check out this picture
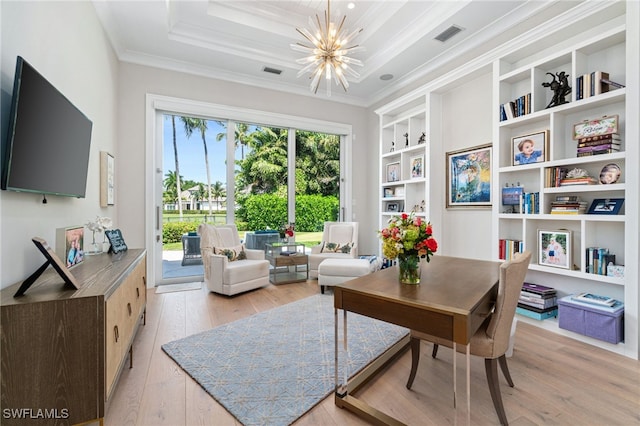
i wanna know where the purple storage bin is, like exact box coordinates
[558,296,624,344]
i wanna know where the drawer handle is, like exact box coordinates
[127,303,132,316]
[114,325,119,343]
[136,287,140,298]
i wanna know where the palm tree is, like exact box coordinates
[217,121,251,160]
[181,117,213,215]
[211,181,226,211]
[163,170,181,209]
[169,115,183,218]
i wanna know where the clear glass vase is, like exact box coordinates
[86,230,102,255]
[398,254,421,284]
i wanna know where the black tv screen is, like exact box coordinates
[1,56,92,198]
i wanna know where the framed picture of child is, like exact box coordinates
[538,229,572,269]
[512,130,549,166]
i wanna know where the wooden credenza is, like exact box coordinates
[0,249,147,425]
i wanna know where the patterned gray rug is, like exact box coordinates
[162,294,408,426]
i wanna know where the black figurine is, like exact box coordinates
[403,132,409,147]
[417,132,426,144]
[542,71,572,108]
[390,141,395,152]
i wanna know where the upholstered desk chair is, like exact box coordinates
[198,223,269,296]
[308,221,359,279]
[406,251,531,426]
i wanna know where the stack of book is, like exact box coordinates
[519,191,539,214]
[559,175,598,186]
[585,247,615,275]
[545,166,567,188]
[500,93,531,121]
[576,71,625,100]
[576,134,621,157]
[498,238,523,261]
[550,195,587,214]
[516,283,558,320]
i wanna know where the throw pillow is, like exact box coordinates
[321,242,353,254]
[214,244,246,262]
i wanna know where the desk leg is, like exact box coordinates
[334,308,348,397]
[466,344,471,425]
[453,342,457,408]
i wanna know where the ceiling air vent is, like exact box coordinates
[434,25,463,42]
[263,66,282,75]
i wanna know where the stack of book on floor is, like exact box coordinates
[550,195,588,215]
[516,282,558,320]
[576,134,621,157]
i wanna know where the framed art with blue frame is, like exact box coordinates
[446,143,492,208]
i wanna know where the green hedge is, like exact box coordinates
[242,194,338,232]
[163,222,200,244]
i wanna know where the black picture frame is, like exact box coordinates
[587,198,624,215]
[105,229,128,254]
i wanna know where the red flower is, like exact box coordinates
[401,213,408,220]
[426,238,438,252]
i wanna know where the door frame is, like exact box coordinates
[145,94,353,287]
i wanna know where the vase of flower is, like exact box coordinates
[87,230,102,255]
[398,253,421,284]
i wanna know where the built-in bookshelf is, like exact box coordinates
[376,3,638,358]
[495,20,634,354]
[378,99,428,228]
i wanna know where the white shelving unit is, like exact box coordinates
[376,3,638,359]
[378,99,429,227]
[494,19,636,356]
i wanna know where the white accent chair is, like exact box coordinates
[198,223,269,296]
[308,221,359,279]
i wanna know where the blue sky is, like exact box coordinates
[162,116,232,186]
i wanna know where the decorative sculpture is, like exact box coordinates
[404,133,409,147]
[418,132,426,144]
[390,141,395,152]
[542,71,571,108]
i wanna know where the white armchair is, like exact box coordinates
[198,223,269,296]
[308,221,359,279]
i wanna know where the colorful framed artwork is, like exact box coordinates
[410,155,424,178]
[446,143,492,208]
[512,130,548,166]
[386,162,400,182]
[100,151,115,207]
[383,188,394,197]
[538,229,572,269]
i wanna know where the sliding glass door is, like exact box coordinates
[147,96,351,287]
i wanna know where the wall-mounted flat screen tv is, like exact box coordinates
[1,56,93,198]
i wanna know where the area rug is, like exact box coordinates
[162,294,408,426]
[155,281,202,294]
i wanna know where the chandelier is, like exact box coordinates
[291,0,364,96]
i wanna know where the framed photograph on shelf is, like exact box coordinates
[599,163,621,184]
[512,130,548,166]
[100,151,115,207]
[386,162,400,182]
[383,188,394,198]
[587,198,624,215]
[394,187,405,197]
[56,226,85,268]
[410,155,424,178]
[538,229,572,269]
[387,203,400,213]
[446,143,492,208]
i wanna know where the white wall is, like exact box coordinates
[439,72,494,259]
[0,1,119,288]
[116,63,377,263]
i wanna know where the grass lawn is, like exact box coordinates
[163,231,322,251]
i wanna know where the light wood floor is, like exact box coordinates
[104,280,640,426]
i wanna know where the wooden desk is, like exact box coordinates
[333,255,501,425]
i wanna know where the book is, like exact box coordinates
[559,177,598,185]
[521,282,556,296]
[601,78,625,89]
[561,295,624,313]
[577,134,621,144]
[577,149,620,157]
[576,144,620,153]
[516,306,558,320]
[572,292,616,307]
[519,294,557,309]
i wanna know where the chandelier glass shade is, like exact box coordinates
[291,0,363,96]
